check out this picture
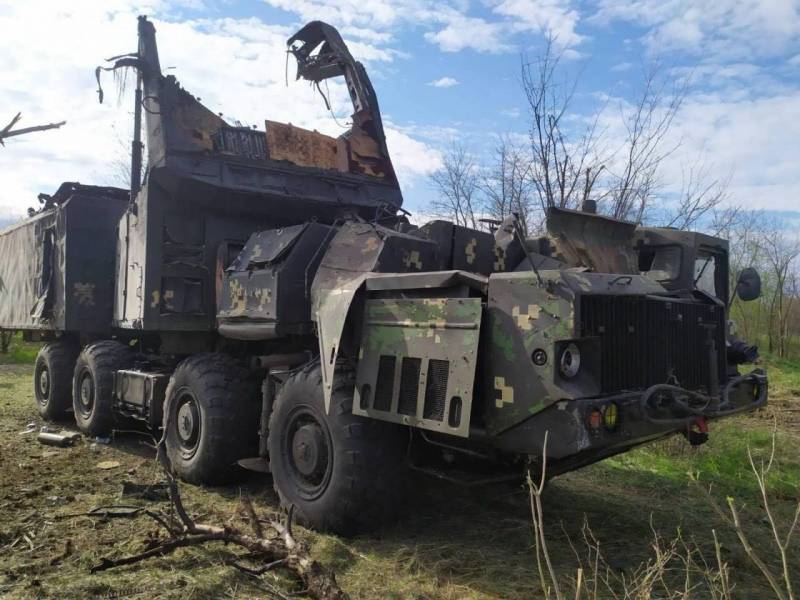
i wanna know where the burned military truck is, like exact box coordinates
[0,16,767,535]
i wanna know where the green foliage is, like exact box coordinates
[0,331,38,364]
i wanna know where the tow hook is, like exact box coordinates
[683,417,709,446]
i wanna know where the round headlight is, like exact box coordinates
[559,343,581,378]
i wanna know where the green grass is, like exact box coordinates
[0,356,798,598]
[0,332,39,365]
[764,352,800,393]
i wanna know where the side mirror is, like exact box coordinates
[735,267,761,302]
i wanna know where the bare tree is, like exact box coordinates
[606,64,687,222]
[663,161,733,232]
[521,36,605,213]
[760,230,800,357]
[0,112,65,145]
[429,144,481,229]
[480,137,537,233]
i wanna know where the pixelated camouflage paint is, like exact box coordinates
[484,269,665,435]
[311,222,439,411]
[353,297,482,437]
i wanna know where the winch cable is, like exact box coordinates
[639,371,767,426]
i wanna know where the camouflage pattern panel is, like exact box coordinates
[492,215,525,273]
[416,220,453,270]
[218,222,334,336]
[311,222,439,411]
[453,226,494,275]
[417,220,495,276]
[484,270,666,435]
[354,297,482,437]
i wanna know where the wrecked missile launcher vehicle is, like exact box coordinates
[0,16,766,535]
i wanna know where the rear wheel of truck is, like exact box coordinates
[72,340,134,436]
[164,353,259,485]
[268,362,408,536]
[34,339,79,420]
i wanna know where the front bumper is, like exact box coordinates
[493,369,768,475]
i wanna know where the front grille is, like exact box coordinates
[580,295,725,394]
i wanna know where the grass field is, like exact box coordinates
[0,335,798,599]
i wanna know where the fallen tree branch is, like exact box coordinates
[88,418,347,599]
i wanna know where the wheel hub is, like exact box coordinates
[78,372,94,413]
[38,368,50,399]
[291,423,327,478]
[176,395,200,451]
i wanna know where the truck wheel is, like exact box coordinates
[164,353,259,485]
[268,362,408,536]
[72,341,134,436]
[34,339,79,420]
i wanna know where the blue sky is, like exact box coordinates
[0,0,798,225]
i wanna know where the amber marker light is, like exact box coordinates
[603,403,619,430]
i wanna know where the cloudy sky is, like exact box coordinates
[0,0,798,224]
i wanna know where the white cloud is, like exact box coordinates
[0,1,441,216]
[428,76,459,88]
[492,0,583,48]
[611,61,632,72]
[424,13,511,53]
[385,125,444,181]
[594,88,800,213]
[593,0,800,61]
[261,0,584,55]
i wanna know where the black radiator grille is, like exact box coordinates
[423,359,450,421]
[398,357,421,416]
[373,355,396,411]
[580,295,726,394]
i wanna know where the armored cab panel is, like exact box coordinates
[417,220,495,275]
[0,184,128,333]
[217,222,334,339]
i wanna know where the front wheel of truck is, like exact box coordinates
[164,353,259,485]
[268,362,408,536]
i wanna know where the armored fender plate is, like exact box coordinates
[353,297,482,437]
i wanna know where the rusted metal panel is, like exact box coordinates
[265,121,339,171]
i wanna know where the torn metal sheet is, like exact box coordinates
[546,207,638,274]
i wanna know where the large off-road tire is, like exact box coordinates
[34,339,79,420]
[72,340,134,436]
[268,362,408,536]
[164,353,260,485]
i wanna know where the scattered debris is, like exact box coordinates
[96,460,121,470]
[93,436,111,445]
[18,422,37,435]
[37,431,81,447]
[87,439,348,600]
[121,481,169,502]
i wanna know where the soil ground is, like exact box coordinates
[0,339,798,599]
